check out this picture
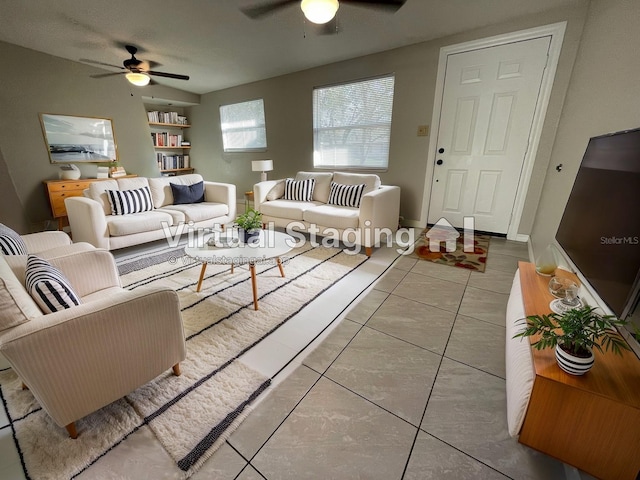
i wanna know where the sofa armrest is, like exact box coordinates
[65,196,110,249]
[253,180,279,210]
[204,181,237,221]
[47,248,121,297]
[359,186,401,245]
[0,287,186,427]
[22,231,72,253]
[505,269,535,437]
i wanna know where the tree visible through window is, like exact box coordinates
[313,75,395,170]
[219,99,267,152]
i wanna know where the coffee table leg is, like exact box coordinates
[277,257,285,277]
[196,263,207,292]
[249,262,258,310]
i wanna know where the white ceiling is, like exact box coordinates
[0,0,586,95]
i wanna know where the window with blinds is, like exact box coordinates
[219,99,267,152]
[312,75,395,170]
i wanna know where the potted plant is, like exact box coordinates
[234,208,263,243]
[513,305,630,375]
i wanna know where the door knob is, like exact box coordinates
[438,148,445,154]
[436,159,444,165]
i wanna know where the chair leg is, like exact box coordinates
[172,363,181,376]
[66,422,78,439]
[365,246,372,257]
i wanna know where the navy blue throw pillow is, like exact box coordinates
[170,181,205,205]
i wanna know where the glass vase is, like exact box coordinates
[535,244,559,276]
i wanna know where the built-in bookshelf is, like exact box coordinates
[147,110,194,175]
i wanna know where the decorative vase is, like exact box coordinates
[241,228,261,244]
[555,344,594,375]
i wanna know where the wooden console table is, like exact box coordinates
[518,261,640,480]
[43,176,136,230]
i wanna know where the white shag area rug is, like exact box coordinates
[0,242,368,479]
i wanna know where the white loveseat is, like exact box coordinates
[254,171,401,255]
[65,174,236,250]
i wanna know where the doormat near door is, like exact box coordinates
[414,228,490,272]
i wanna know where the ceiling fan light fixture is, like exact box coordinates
[125,72,151,86]
[301,0,339,24]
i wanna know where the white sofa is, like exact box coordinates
[65,174,236,250]
[0,235,185,438]
[254,171,401,255]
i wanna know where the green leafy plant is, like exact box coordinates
[514,305,630,357]
[234,208,263,232]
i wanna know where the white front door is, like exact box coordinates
[428,36,551,234]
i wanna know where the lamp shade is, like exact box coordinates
[301,0,339,24]
[252,160,273,172]
[125,72,151,86]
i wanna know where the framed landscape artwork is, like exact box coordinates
[39,113,118,163]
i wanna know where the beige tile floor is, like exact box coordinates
[0,235,593,480]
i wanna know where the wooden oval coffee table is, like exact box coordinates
[184,229,294,310]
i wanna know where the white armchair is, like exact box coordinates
[0,248,186,438]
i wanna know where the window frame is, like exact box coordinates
[219,98,268,153]
[312,74,396,172]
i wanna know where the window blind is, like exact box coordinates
[313,75,395,170]
[219,99,267,151]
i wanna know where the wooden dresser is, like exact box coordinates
[517,262,640,480]
[43,176,136,230]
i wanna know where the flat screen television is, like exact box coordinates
[555,127,640,325]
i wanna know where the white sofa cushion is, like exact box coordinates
[333,172,381,195]
[148,174,204,208]
[107,210,175,237]
[260,200,321,221]
[266,179,286,201]
[161,203,229,223]
[0,256,42,332]
[87,180,119,216]
[116,176,151,191]
[295,172,333,203]
[303,204,360,230]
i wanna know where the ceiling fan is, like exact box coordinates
[81,45,189,86]
[241,0,407,25]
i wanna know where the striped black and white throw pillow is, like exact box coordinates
[107,186,154,215]
[0,223,27,255]
[284,178,315,202]
[25,255,82,313]
[327,182,366,208]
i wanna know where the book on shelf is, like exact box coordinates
[109,166,127,178]
[147,111,189,125]
[157,153,190,171]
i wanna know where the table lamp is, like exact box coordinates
[252,160,273,182]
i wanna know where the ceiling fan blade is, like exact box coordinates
[147,70,190,81]
[90,71,127,78]
[80,58,125,70]
[240,0,299,19]
[340,0,406,11]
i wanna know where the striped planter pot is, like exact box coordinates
[555,344,594,375]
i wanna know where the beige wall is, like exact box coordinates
[189,5,588,229]
[0,41,195,231]
[530,0,640,256]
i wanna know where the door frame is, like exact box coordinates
[420,22,566,241]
